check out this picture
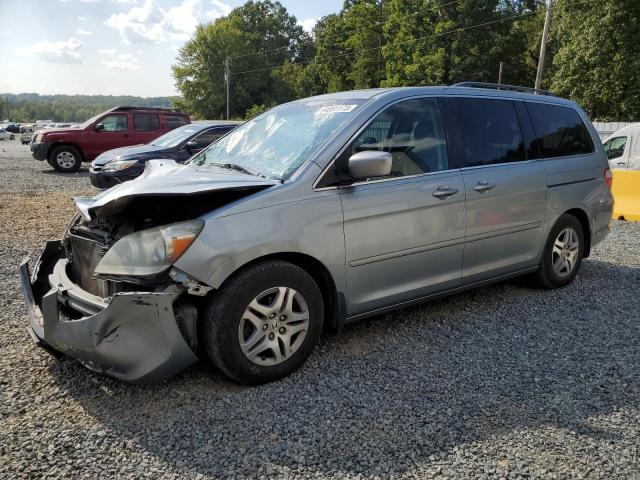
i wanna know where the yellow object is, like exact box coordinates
[612,170,640,221]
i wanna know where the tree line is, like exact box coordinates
[0,94,176,123]
[173,0,640,122]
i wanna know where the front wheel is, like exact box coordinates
[9,134,15,140]
[534,214,585,288]
[49,145,82,172]
[203,260,324,384]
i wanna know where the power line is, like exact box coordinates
[230,0,594,77]
[230,0,465,61]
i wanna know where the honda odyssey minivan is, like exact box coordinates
[21,83,614,384]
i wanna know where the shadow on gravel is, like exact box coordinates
[48,258,640,478]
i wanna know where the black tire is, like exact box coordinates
[9,135,15,140]
[49,145,82,173]
[204,260,324,384]
[534,214,585,289]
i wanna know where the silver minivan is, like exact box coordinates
[21,83,614,384]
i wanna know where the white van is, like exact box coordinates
[603,124,640,170]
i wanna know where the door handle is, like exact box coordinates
[432,185,459,199]
[473,181,496,193]
[617,162,627,166]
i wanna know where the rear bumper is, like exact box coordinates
[30,141,50,161]
[20,240,198,383]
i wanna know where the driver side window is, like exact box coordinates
[99,114,128,132]
[345,98,448,178]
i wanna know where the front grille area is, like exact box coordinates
[68,233,110,297]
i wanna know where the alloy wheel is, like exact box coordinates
[237,286,310,366]
[552,227,579,277]
[56,151,76,169]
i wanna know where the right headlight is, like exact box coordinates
[94,219,204,277]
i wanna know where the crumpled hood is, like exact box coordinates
[75,159,277,220]
[92,144,160,165]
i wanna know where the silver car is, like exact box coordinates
[21,83,614,384]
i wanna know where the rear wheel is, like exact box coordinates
[534,214,584,288]
[9,134,15,140]
[203,260,324,384]
[49,145,82,173]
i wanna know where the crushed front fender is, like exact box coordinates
[20,241,198,383]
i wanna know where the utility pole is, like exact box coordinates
[5,97,9,121]
[224,57,230,120]
[535,0,554,91]
[498,62,504,85]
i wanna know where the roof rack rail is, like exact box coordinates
[452,82,554,97]
[111,106,182,112]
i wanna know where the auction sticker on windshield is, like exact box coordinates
[317,105,359,114]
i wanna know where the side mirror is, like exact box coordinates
[95,123,105,131]
[185,140,198,150]
[348,150,392,180]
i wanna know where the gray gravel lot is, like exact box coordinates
[1,137,639,479]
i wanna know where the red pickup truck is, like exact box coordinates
[30,106,191,172]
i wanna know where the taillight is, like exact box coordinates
[604,168,613,189]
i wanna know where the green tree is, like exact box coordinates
[382,0,538,87]
[172,0,311,119]
[549,0,640,120]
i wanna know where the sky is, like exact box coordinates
[0,0,342,97]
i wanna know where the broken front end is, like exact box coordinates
[20,204,213,383]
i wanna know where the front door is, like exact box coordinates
[336,97,465,317]
[442,97,547,283]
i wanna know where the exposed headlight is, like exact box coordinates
[103,159,139,172]
[94,220,204,276]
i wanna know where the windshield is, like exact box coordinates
[191,99,366,179]
[78,112,105,129]
[150,124,201,148]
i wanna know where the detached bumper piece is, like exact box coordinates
[20,240,198,383]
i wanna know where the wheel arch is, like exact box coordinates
[213,252,344,333]
[563,207,591,258]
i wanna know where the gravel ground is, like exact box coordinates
[1,138,639,479]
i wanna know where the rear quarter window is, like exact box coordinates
[165,115,189,130]
[526,102,594,158]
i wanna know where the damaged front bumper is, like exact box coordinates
[20,240,198,383]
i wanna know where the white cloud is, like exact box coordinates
[297,18,317,33]
[101,52,141,71]
[77,16,87,21]
[104,0,231,44]
[17,37,83,64]
[76,28,93,36]
[98,48,117,55]
[1,31,11,37]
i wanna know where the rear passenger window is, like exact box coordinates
[134,114,160,132]
[527,103,594,158]
[166,115,189,130]
[445,98,525,167]
[348,97,449,177]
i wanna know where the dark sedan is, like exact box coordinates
[89,121,241,189]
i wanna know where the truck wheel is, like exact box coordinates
[533,214,584,289]
[50,146,82,173]
[204,260,324,384]
[9,134,15,140]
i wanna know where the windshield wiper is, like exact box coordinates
[210,162,264,178]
